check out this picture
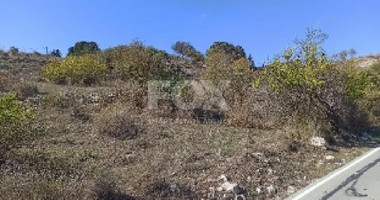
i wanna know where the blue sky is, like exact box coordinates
[0,0,379,64]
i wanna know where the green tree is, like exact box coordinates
[206,41,246,60]
[172,41,204,62]
[248,54,256,68]
[67,41,100,56]
[50,49,62,57]
[254,28,369,136]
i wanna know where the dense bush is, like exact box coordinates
[254,29,370,137]
[103,41,181,83]
[360,62,380,125]
[206,41,246,61]
[95,109,141,140]
[43,56,107,85]
[0,93,35,152]
[202,53,254,98]
[199,52,257,126]
[67,41,100,56]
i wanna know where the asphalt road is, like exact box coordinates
[286,147,380,200]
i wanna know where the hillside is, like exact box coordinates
[354,54,380,68]
[0,44,379,200]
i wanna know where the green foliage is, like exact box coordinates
[0,93,34,126]
[254,28,370,136]
[254,52,330,91]
[367,62,380,89]
[171,41,204,62]
[104,41,181,83]
[50,49,62,57]
[43,56,107,85]
[254,29,333,93]
[0,93,35,150]
[67,41,100,56]
[206,41,246,60]
[360,62,380,125]
[202,52,254,104]
[202,52,235,85]
[345,66,370,100]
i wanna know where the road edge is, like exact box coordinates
[285,147,380,200]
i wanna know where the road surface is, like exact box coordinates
[286,147,380,200]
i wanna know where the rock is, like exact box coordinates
[310,136,326,147]
[255,187,261,195]
[287,186,296,195]
[217,175,246,196]
[217,175,237,192]
[170,184,180,193]
[251,152,263,160]
[233,185,247,195]
[219,182,237,192]
[325,155,335,160]
[266,185,276,195]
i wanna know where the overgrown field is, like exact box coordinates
[0,30,379,199]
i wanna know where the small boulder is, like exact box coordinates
[310,136,326,147]
[287,186,296,195]
[266,185,276,196]
[325,155,335,160]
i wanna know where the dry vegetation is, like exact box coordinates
[0,33,379,200]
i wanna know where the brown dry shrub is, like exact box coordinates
[115,80,147,109]
[0,178,85,200]
[92,174,135,200]
[42,92,78,109]
[0,71,14,92]
[0,71,40,101]
[16,83,39,100]
[95,107,141,140]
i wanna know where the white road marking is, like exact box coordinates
[289,147,380,200]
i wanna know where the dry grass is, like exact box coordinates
[0,51,377,200]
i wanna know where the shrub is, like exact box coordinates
[201,52,235,84]
[93,174,135,200]
[345,65,370,100]
[0,71,13,92]
[95,110,141,140]
[16,83,39,100]
[67,41,100,56]
[360,62,380,125]
[42,92,77,109]
[0,93,35,151]
[50,49,62,57]
[199,53,256,126]
[8,46,19,56]
[104,41,181,83]
[254,29,370,137]
[206,41,246,60]
[43,56,107,85]
[201,53,254,102]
